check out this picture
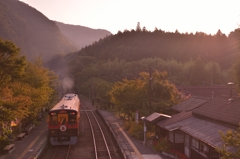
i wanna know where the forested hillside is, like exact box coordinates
[48,27,240,99]
[55,22,112,50]
[77,28,240,69]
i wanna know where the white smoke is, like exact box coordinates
[61,77,74,93]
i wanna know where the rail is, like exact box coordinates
[82,101,112,159]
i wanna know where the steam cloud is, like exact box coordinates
[61,77,74,93]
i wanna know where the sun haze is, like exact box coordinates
[19,0,240,35]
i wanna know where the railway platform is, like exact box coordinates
[0,120,48,159]
[97,109,171,159]
[0,101,171,159]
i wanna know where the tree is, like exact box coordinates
[140,70,180,113]
[79,77,112,108]
[109,70,181,119]
[109,78,146,120]
[189,57,207,86]
[233,56,240,94]
[0,39,27,87]
[205,61,223,85]
[21,58,58,118]
[217,126,240,159]
[136,22,142,32]
[0,82,33,126]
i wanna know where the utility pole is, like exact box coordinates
[92,83,95,106]
[149,68,152,108]
[88,85,91,102]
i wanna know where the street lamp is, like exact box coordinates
[141,116,146,146]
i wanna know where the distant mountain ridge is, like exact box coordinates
[0,0,111,62]
[55,22,112,50]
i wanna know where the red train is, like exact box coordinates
[48,93,80,145]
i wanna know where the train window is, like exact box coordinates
[69,118,76,125]
[50,112,56,116]
[60,117,67,125]
[49,116,58,125]
[69,112,76,125]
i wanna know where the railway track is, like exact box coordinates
[40,99,122,159]
[51,145,71,159]
[82,101,115,159]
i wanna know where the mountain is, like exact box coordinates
[73,29,240,69]
[55,21,112,50]
[0,0,77,62]
[0,0,111,63]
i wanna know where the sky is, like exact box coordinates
[19,0,240,36]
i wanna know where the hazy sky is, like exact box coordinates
[19,0,240,35]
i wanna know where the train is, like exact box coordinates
[48,93,80,145]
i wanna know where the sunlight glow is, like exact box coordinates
[19,0,240,35]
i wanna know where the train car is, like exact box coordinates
[48,93,80,145]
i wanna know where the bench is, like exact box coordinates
[3,144,15,153]
[24,124,35,135]
[17,133,26,140]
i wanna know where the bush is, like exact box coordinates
[152,138,171,152]
[170,149,189,159]
[128,122,143,139]
[124,121,143,140]
[0,135,11,153]
[123,121,131,131]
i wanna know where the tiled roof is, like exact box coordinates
[172,96,209,112]
[164,116,236,150]
[193,96,240,127]
[157,111,192,128]
[177,86,238,98]
[145,112,171,123]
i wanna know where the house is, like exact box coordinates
[153,94,240,159]
[177,85,238,98]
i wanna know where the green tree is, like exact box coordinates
[140,70,180,113]
[109,70,180,119]
[21,58,58,117]
[233,56,240,94]
[109,78,146,120]
[136,22,141,32]
[0,83,33,123]
[189,57,207,86]
[0,39,27,87]
[79,77,112,108]
[217,126,240,159]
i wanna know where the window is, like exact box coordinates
[175,131,184,143]
[69,111,77,125]
[200,142,209,155]
[49,116,58,125]
[168,131,174,142]
[185,134,190,148]
[191,137,199,149]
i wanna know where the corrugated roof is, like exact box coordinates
[177,86,238,98]
[145,112,171,123]
[193,96,240,127]
[172,96,209,112]
[157,111,192,128]
[164,116,236,150]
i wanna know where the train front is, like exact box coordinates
[48,94,80,145]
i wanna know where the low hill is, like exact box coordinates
[55,22,112,50]
[75,29,240,69]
